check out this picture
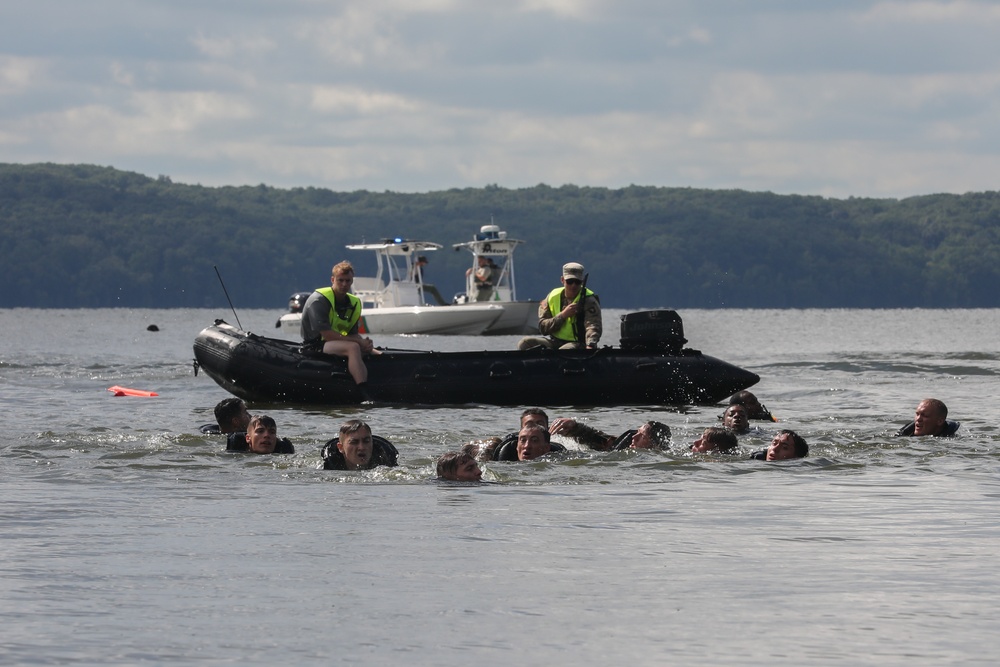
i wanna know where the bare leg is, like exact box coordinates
[322,338,368,384]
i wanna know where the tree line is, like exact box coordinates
[2,162,999,310]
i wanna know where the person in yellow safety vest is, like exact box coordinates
[300,260,381,401]
[517,262,601,351]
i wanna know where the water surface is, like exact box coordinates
[2,308,999,665]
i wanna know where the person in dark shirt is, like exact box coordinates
[750,430,808,461]
[727,390,777,422]
[413,255,448,306]
[200,397,251,434]
[896,398,960,437]
[300,261,380,399]
[226,415,295,454]
[321,419,398,470]
[436,451,483,481]
[721,404,751,435]
[690,427,739,454]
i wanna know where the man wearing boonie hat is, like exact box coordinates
[517,261,601,350]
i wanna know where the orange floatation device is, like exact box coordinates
[107,385,159,397]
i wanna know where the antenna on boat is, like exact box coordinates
[214,265,244,330]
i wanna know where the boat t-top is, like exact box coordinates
[277,224,539,337]
[277,238,503,336]
[451,224,538,335]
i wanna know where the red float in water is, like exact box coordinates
[107,385,159,397]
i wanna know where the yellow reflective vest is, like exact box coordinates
[546,286,595,343]
[316,287,361,335]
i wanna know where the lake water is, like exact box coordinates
[2,307,999,665]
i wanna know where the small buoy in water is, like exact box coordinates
[147,324,160,332]
[107,385,159,397]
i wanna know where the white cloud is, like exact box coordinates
[0,56,47,94]
[2,2,1000,196]
[859,0,1000,23]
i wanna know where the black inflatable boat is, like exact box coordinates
[192,310,759,407]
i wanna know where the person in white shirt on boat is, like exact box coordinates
[517,262,601,350]
[300,261,379,399]
[466,255,497,301]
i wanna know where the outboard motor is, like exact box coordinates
[287,292,312,314]
[619,310,688,355]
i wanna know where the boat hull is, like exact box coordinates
[463,300,539,335]
[279,304,503,337]
[194,321,760,407]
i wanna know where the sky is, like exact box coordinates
[3,0,1000,198]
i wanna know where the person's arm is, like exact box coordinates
[536,298,563,336]
[584,296,602,348]
[550,418,615,450]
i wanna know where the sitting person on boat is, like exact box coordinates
[517,262,601,350]
[436,451,483,482]
[300,260,380,400]
[896,398,960,437]
[690,427,739,454]
[200,397,251,434]
[750,430,808,461]
[492,423,566,461]
[726,390,777,422]
[467,255,498,302]
[321,419,399,470]
[412,255,448,306]
[226,415,295,454]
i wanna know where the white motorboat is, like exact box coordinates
[277,239,504,337]
[452,224,539,335]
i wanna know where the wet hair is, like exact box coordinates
[644,421,672,447]
[729,391,761,407]
[339,419,371,439]
[247,414,276,433]
[519,423,550,443]
[920,398,948,419]
[214,397,246,429]
[436,451,476,479]
[332,261,355,278]
[463,438,500,461]
[780,429,809,458]
[520,407,549,429]
[702,427,738,452]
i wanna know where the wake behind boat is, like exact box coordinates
[194,310,760,406]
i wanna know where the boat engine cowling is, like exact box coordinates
[619,310,688,354]
[287,292,312,314]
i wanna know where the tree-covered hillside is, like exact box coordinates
[2,163,999,309]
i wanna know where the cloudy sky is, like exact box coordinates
[3,1,999,198]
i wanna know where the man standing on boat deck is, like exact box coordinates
[413,255,448,306]
[517,262,601,350]
[300,260,379,400]
[467,255,497,301]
